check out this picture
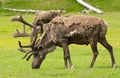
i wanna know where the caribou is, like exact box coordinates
[17,15,116,69]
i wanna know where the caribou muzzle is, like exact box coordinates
[32,53,46,69]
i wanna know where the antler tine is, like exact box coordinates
[18,48,26,53]
[22,51,32,59]
[31,31,37,48]
[18,41,32,48]
[59,7,64,16]
[18,48,32,53]
[11,15,21,21]
[26,53,33,61]
[18,41,22,47]
[18,48,33,61]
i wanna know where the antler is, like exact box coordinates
[18,41,32,48]
[18,48,33,61]
[11,14,36,29]
[11,14,38,60]
[18,31,37,48]
[11,14,36,38]
[18,31,37,60]
[13,24,31,38]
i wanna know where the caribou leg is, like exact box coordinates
[99,38,116,68]
[89,41,99,68]
[62,42,73,69]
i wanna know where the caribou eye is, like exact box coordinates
[38,46,43,50]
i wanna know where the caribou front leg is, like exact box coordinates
[62,41,74,69]
[89,41,99,68]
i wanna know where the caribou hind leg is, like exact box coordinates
[99,38,116,68]
[89,41,99,68]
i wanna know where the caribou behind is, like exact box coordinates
[18,15,116,69]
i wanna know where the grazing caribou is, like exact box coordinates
[18,15,116,69]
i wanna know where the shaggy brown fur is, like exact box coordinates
[52,15,107,38]
[33,10,61,26]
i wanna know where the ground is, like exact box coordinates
[0,12,120,78]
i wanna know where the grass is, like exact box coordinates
[1,0,120,16]
[1,1,120,77]
[0,0,84,15]
[3,0,120,12]
[0,12,120,78]
[84,0,120,12]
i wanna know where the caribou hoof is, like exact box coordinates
[64,66,68,69]
[70,65,74,69]
[88,65,93,68]
[112,64,117,69]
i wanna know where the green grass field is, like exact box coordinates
[1,0,120,16]
[0,13,120,78]
[1,0,120,77]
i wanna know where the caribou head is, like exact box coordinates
[19,26,56,69]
